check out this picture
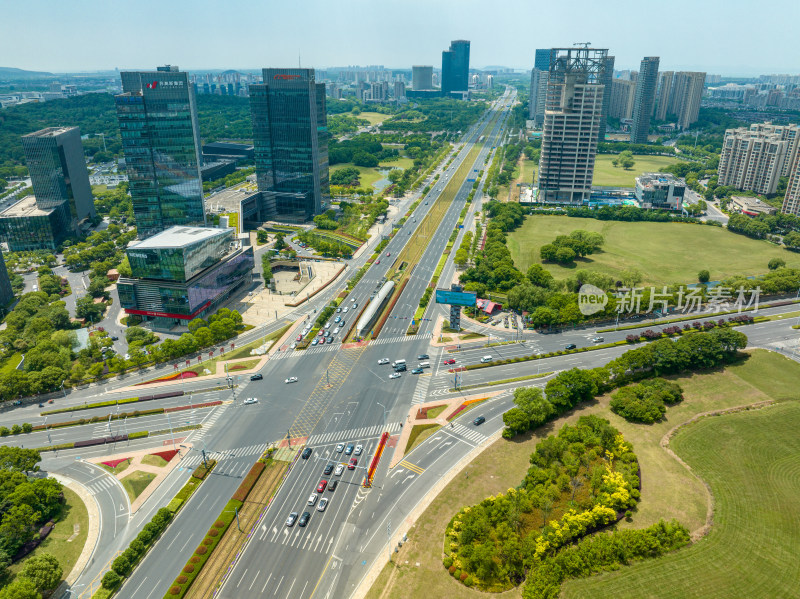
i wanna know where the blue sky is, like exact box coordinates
[3,0,798,75]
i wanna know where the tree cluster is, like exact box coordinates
[609,378,684,424]
[445,416,639,590]
[328,135,395,167]
[380,98,486,134]
[597,142,676,156]
[329,167,361,187]
[539,230,604,265]
[502,328,747,439]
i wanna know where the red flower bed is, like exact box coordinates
[102,457,130,468]
[137,370,199,385]
[149,449,179,463]
[446,404,468,421]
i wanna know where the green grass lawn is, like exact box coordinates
[99,459,130,475]
[120,471,156,502]
[141,454,168,467]
[0,352,23,376]
[359,111,390,126]
[593,154,679,187]
[8,486,88,583]
[366,350,800,599]
[380,156,414,170]
[507,215,800,286]
[331,163,385,189]
[565,400,800,599]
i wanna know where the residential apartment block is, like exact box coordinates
[718,124,792,195]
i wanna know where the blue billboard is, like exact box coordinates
[435,289,477,306]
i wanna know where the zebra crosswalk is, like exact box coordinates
[85,475,118,494]
[449,422,488,445]
[268,333,435,361]
[411,373,433,405]
[187,403,229,443]
[307,422,401,446]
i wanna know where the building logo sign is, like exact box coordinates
[128,252,148,259]
[273,74,301,80]
[146,80,185,89]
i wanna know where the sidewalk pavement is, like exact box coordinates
[428,314,489,348]
[50,472,100,585]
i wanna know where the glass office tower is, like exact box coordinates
[249,68,329,221]
[115,66,205,239]
[442,40,470,97]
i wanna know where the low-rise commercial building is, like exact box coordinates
[0,197,67,250]
[729,195,777,216]
[117,226,254,330]
[634,173,686,210]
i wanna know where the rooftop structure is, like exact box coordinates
[729,195,777,216]
[634,172,686,210]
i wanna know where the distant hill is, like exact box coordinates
[0,67,55,80]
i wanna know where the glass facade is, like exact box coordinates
[21,126,95,228]
[126,227,233,282]
[0,202,67,251]
[115,67,205,239]
[442,40,470,96]
[249,68,329,221]
[118,247,254,328]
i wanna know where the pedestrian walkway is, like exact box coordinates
[84,476,117,495]
[448,422,488,445]
[269,333,435,361]
[307,422,401,446]
[187,403,229,443]
[411,372,433,405]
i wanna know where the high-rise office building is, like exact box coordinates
[0,250,14,307]
[529,49,557,126]
[394,81,406,100]
[654,71,674,121]
[412,66,433,90]
[538,47,609,204]
[115,65,206,239]
[597,55,615,142]
[717,124,792,195]
[630,57,659,143]
[249,68,329,222]
[609,79,636,120]
[441,40,470,98]
[0,126,95,250]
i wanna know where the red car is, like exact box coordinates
[376,259,380,264]
[317,480,327,493]
[443,359,456,365]
[296,335,303,342]
[348,458,358,470]
[386,252,391,257]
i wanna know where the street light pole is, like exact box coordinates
[376,402,388,430]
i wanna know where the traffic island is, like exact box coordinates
[389,392,503,468]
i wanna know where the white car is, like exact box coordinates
[317,498,329,512]
[290,342,297,349]
[354,444,363,456]
[377,358,390,365]
[308,493,318,506]
[334,464,345,476]
[389,372,401,379]
[333,328,340,335]
[343,307,349,313]
[336,443,345,453]
[285,377,298,384]
[243,397,258,405]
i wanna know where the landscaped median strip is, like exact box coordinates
[447,371,554,392]
[90,459,218,598]
[40,385,228,416]
[163,448,295,598]
[463,316,757,371]
[36,424,202,453]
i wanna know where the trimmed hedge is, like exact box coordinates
[191,459,217,480]
[231,461,266,502]
[163,499,242,598]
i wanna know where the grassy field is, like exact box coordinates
[120,471,156,502]
[141,454,168,467]
[100,459,130,475]
[507,215,800,286]
[366,349,800,599]
[565,400,800,598]
[331,163,385,190]
[360,111,390,126]
[593,154,679,187]
[8,487,88,582]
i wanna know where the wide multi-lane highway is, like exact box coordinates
[40,84,800,599]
